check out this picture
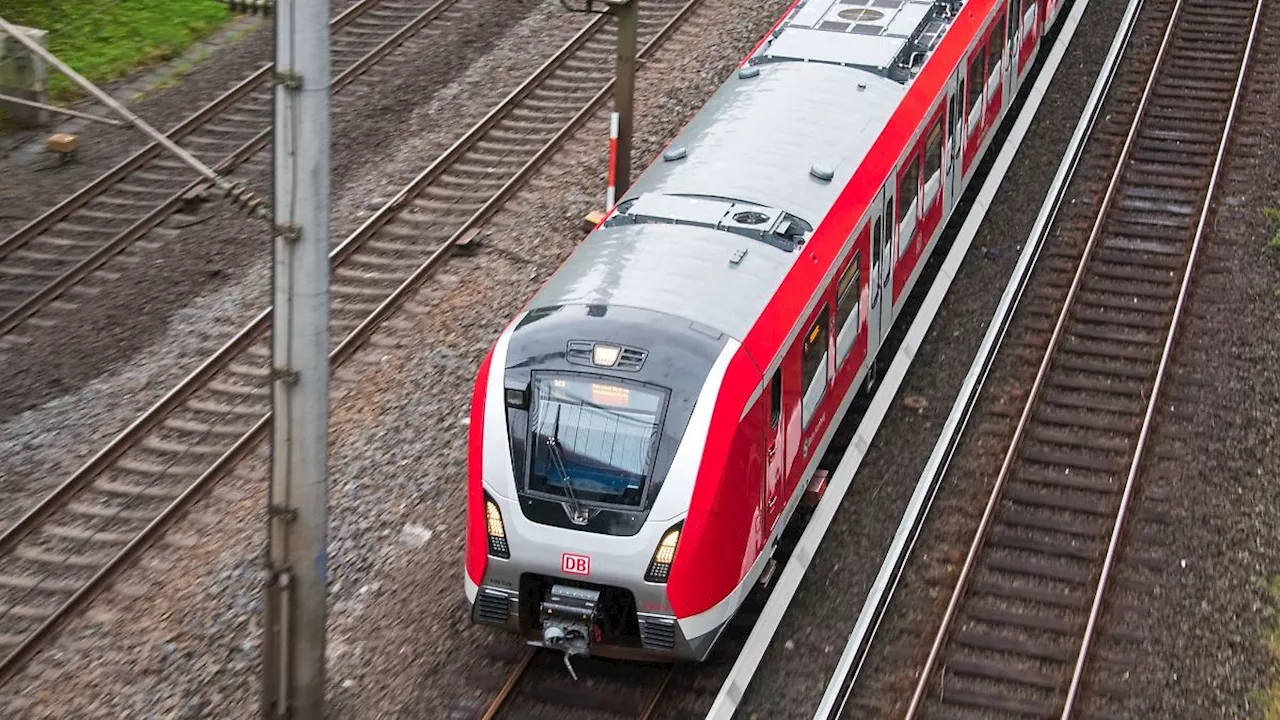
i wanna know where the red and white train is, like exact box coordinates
[465,0,1065,662]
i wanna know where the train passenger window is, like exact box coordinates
[923,120,943,206]
[991,13,1005,64]
[835,253,862,362]
[966,43,985,131]
[769,369,782,429]
[801,307,830,428]
[988,12,1006,94]
[897,155,920,258]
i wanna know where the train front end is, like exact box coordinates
[463,300,732,663]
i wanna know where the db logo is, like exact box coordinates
[561,552,591,576]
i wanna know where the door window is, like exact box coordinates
[801,307,830,428]
[835,253,862,363]
[966,42,986,133]
[987,13,1005,98]
[897,154,920,259]
[923,120,944,208]
[769,369,782,429]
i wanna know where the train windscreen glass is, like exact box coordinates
[527,375,663,508]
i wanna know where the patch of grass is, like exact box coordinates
[2,0,231,101]
[1266,577,1280,719]
[1265,207,1280,250]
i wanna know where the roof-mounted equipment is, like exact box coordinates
[606,194,814,252]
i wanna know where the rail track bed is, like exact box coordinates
[0,0,471,348]
[478,649,673,720]
[0,0,704,686]
[892,0,1264,716]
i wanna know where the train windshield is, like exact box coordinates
[527,375,664,509]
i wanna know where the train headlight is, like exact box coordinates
[644,524,682,583]
[485,496,510,559]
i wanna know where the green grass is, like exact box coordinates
[1266,577,1280,719]
[1265,207,1280,250]
[2,0,231,101]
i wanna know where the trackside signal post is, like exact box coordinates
[262,0,331,715]
[612,0,638,199]
[561,0,638,202]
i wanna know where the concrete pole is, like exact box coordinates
[610,0,638,198]
[261,0,330,714]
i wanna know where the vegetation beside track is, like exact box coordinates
[1,0,231,102]
[1264,207,1280,250]
[1265,576,1280,719]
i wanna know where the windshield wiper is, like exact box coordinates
[545,405,589,525]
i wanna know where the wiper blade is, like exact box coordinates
[546,406,589,525]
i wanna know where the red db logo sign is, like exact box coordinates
[561,553,590,576]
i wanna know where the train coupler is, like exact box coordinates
[538,584,602,680]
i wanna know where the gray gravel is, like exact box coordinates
[0,0,793,715]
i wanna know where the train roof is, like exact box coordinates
[525,0,966,342]
[623,60,905,225]
[761,0,953,80]
[526,222,793,341]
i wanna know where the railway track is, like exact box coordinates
[0,0,470,346]
[0,0,704,685]
[481,649,673,720]
[900,0,1264,716]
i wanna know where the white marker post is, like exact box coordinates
[607,111,620,209]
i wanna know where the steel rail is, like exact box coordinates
[641,665,675,718]
[480,649,673,720]
[1057,0,1265,714]
[901,0,1186,712]
[0,0,704,683]
[0,0,466,338]
[480,649,536,720]
[902,0,1259,714]
[0,0,372,260]
[806,0,1145,714]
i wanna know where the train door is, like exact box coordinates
[1009,0,1025,84]
[962,39,987,175]
[867,186,894,354]
[983,13,1006,132]
[764,368,785,532]
[945,68,963,206]
[1044,0,1061,28]
[797,302,832,467]
[1018,0,1040,73]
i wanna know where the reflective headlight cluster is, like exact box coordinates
[485,495,509,558]
[645,524,682,583]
